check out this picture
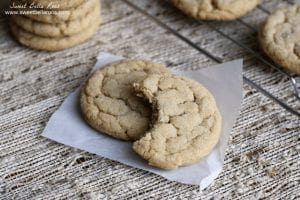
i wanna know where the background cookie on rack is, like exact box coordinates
[172,0,258,20]
[259,5,300,75]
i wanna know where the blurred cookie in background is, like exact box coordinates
[259,5,300,75]
[9,0,101,51]
[173,0,258,21]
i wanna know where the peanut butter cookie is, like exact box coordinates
[80,60,170,141]
[259,5,300,75]
[11,2,100,37]
[23,0,98,23]
[133,74,222,169]
[173,0,258,20]
[10,15,100,51]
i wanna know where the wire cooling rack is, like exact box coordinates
[122,0,300,117]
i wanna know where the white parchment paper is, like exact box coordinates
[42,52,243,188]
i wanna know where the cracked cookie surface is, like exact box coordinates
[80,60,170,141]
[259,5,300,75]
[173,0,258,20]
[11,1,100,37]
[133,74,222,169]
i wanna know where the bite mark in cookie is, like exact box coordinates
[133,74,222,169]
[80,60,170,141]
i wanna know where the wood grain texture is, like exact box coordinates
[0,0,299,199]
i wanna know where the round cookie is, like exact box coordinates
[11,3,100,37]
[133,74,222,170]
[259,5,300,75]
[80,60,170,141]
[18,0,85,10]
[23,0,98,23]
[173,0,258,20]
[10,16,100,51]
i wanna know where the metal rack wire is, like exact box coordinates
[122,0,300,117]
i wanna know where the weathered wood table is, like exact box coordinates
[0,0,299,199]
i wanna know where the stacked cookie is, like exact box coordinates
[80,60,222,170]
[10,0,101,51]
